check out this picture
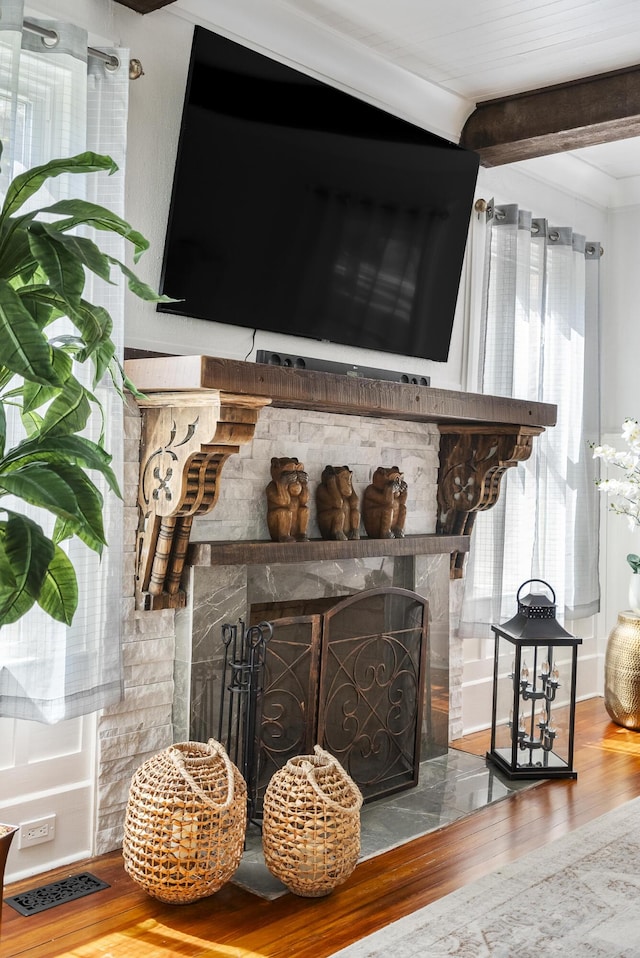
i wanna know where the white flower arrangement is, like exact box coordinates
[593,418,640,572]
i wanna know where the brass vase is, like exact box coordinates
[604,611,640,730]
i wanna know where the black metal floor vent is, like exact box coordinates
[5,871,110,916]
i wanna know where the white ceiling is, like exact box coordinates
[174,0,640,182]
[277,0,640,181]
[278,0,640,100]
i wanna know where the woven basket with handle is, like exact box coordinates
[122,739,246,903]
[262,745,363,897]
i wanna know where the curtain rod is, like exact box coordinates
[23,18,120,71]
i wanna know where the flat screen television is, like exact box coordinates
[158,25,480,363]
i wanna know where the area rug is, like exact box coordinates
[329,796,640,957]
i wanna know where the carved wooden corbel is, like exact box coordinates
[436,424,544,578]
[135,390,271,610]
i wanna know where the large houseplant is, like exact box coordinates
[0,143,167,628]
[0,144,168,911]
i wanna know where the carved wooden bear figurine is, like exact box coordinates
[362,466,407,539]
[316,465,360,541]
[266,457,310,543]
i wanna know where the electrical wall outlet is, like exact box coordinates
[18,814,56,849]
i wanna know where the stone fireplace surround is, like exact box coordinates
[179,554,449,792]
[115,355,556,830]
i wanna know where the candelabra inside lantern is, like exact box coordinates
[513,653,561,763]
[487,580,582,780]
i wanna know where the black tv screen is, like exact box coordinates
[158,25,480,363]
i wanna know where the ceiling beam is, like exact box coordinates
[114,0,176,12]
[460,65,640,166]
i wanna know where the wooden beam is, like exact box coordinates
[460,64,640,166]
[114,0,176,13]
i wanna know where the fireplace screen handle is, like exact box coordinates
[217,619,273,824]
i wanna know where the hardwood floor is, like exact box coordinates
[3,697,640,958]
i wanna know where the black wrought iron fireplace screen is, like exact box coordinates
[194,586,429,819]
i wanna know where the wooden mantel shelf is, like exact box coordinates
[124,355,556,609]
[188,533,470,568]
[125,354,556,428]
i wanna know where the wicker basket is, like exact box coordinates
[122,739,247,903]
[262,745,363,897]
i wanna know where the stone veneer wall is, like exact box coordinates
[93,399,464,855]
[192,406,439,542]
[94,397,176,855]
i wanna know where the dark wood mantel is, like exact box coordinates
[188,533,470,568]
[125,354,556,429]
[125,355,556,609]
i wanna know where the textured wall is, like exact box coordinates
[95,398,176,856]
[192,406,440,543]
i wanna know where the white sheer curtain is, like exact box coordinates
[461,202,601,635]
[0,0,129,721]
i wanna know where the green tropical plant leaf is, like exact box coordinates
[0,462,104,555]
[69,302,113,367]
[0,533,17,592]
[38,374,91,438]
[40,198,150,263]
[111,354,146,400]
[4,512,55,591]
[16,283,62,331]
[0,280,60,385]
[125,270,163,302]
[50,470,105,554]
[0,570,36,624]
[28,229,86,305]
[19,408,44,439]
[0,219,34,280]
[1,152,117,219]
[91,337,116,389]
[0,433,121,497]
[21,381,55,415]
[108,256,176,302]
[36,544,78,624]
[0,462,80,517]
[21,349,73,414]
[0,513,56,625]
[36,224,114,284]
[16,288,114,369]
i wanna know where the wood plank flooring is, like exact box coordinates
[3,697,640,958]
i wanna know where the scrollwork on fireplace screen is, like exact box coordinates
[255,587,429,807]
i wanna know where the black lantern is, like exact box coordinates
[487,580,582,780]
